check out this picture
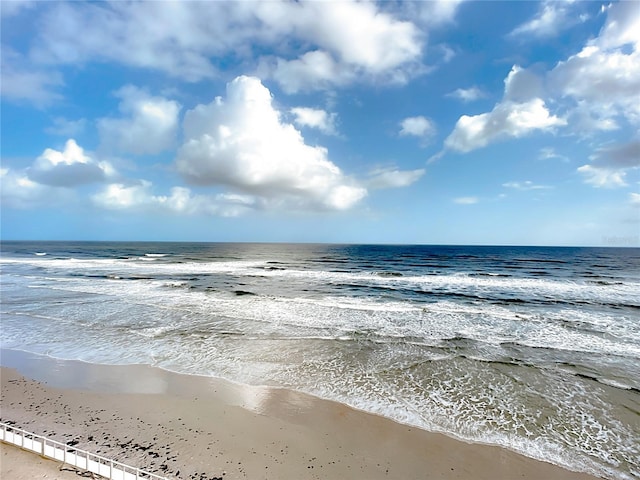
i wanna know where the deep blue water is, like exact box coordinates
[1,242,639,479]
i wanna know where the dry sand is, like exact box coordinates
[0,351,599,480]
[1,442,83,479]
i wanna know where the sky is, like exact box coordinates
[1,0,639,246]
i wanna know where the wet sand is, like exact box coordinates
[0,350,599,480]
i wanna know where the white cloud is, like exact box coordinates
[409,0,466,27]
[30,0,423,91]
[550,45,640,126]
[0,168,70,208]
[446,86,485,103]
[454,196,478,205]
[367,167,425,189]
[266,51,356,94]
[444,65,564,153]
[503,180,551,191]
[565,101,620,133]
[577,138,640,189]
[93,181,263,218]
[630,192,640,206]
[290,107,338,135]
[443,2,639,160]
[399,116,436,139]
[510,1,578,38]
[27,139,115,187]
[254,0,424,92]
[97,86,181,155]
[577,165,628,188]
[503,65,544,102]
[287,1,421,73]
[176,76,366,211]
[445,97,565,153]
[538,147,569,162]
[548,1,640,129]
[0,47,63,106]
[92,181,155,211]
[30,2,220,81]
[596,0,640,51]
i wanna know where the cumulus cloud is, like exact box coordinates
[27,139,115,187]
[97,86,181,155]
[366,167,425,189]
[176,76,366,211]
[548,1,640,129]
[287,1,421,73]
[256,1,424,92]
[596,0,640,51]
[550,46,640,126]
[442,2,639,159]
[445,97,565,153]
[399,116,436,139]
[444,66,565,153]
[503,65,545,102]
[446,86,485,103]
[290,107,338,135]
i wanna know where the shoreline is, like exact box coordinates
[1,349,599,480]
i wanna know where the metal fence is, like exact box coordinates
[0,422,169,480]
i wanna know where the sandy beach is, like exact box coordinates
[0,350,599,480]
[1,442,82,480]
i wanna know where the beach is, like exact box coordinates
[1,242,638,479]
[0,352,598,480]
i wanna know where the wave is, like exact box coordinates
[234,290,256,296]
[513,258,569,264]
[375,271,404,277]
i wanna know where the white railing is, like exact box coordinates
[0,422,170,480]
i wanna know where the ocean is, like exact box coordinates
[1,241,638,479]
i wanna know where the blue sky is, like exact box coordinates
[1,0,638,245]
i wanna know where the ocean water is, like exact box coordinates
[1,241,638,479]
